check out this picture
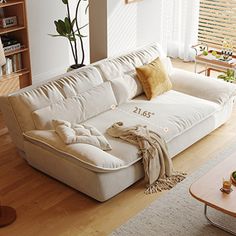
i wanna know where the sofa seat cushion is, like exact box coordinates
[83,90,219,140]
[24,130,136,172]
[77,90,219,166]
[119,90,220,142]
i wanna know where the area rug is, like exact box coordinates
[111,141,236,236]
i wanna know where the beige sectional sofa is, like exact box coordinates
[1,43,236,202]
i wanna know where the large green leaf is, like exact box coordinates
[49,34,68,38]
[71,18,76,28]
[54,20,65,36]
[62,0,68,4]
[64,17,72,34]
[55,20,66,36]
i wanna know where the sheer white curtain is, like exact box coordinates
[160,0,200,61]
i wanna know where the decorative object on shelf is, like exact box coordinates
[50,0,89,70]
[191,43,208,57]
[0,16,17,28]
[221,40,233,61]
[0,0,7,3]
[0,38,17,227]
[217,69,235,83]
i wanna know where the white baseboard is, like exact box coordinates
[32,67,67,84]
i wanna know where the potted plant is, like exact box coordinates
[50,0,88,70]
[217,69,235,83]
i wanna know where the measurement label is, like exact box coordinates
[133,106,155,118]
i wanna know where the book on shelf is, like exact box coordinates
[0,53,22,78]
[1,35,21,53]
[12,53,22,72]
[4,43,21,53]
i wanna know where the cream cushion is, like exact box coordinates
[23,90,220,173]
[110,71,143,104]
[94,43,164,101]
[171,68,236,105]
[23,130,125,172]
[7,66,103,132]
[52,119,112,150]
[32,82,117,130]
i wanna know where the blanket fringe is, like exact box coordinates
[144,172,187,194]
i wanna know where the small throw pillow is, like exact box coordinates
[136,58,172,100]
[52,119,112,151]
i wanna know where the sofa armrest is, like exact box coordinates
[170,68,236,105]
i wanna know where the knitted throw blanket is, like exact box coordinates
[107,122,186,194]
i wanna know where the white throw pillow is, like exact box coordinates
[111,70,143,104]
[32,82,117,130]
[52,119,112,150]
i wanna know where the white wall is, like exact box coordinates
[27,0,70,83]
[107,0,138,56]
[137,0,162,47]
[90,0,162,61]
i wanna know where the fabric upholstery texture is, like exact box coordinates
[5,66,103,132]
[32,82,117,130]
[94,43,164,82]
[1,42,236,201]
[24,130,128,172]
[23,87,220,172]
[110,71,143,105]
[136,58,172,100]
[23,98,234,201]
[171,68,236,105]
[52,119,112,150]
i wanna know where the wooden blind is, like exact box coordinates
[198,0,236,50]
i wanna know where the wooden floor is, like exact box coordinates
[0,60,235,236]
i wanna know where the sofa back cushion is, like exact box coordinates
[8,66,103,133]
[110,71,143,105]
[94,43,165,103]
[32,82,117,130]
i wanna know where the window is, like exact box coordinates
[198,0,236,50]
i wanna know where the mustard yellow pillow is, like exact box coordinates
[136,58,172,100]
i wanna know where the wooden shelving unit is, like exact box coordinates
[0,0,31,95]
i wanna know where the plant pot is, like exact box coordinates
[67,64,85,72]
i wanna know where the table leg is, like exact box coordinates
[204,205,236,235]
[206,68,211,76]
